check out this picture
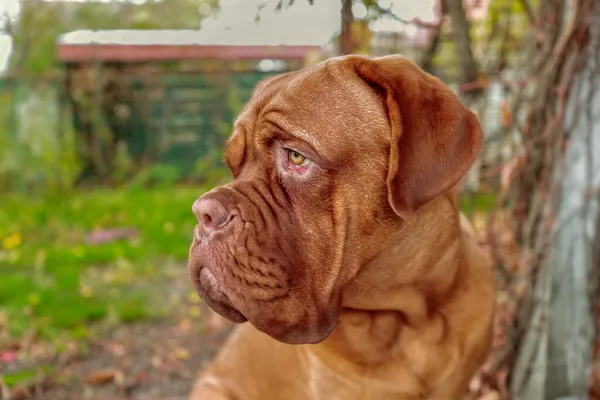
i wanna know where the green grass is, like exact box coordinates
[0,184,209,342]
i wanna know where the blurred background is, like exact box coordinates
[0,0,598,399]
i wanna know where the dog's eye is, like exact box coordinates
[288,150,308,166]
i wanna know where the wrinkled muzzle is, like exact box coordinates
[188,180,339,344]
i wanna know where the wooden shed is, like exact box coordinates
[56,29,324,180]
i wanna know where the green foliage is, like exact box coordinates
[470,0,535,69]
[459,191,498,216]
[110,141,136,184]
[0,79,81,193]
[7,0,219,76]
[0,185,209,341]
[192,152,231,186]
[2,365,53,388]
[129,163,184,189]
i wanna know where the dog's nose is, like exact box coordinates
[193,197,233,231]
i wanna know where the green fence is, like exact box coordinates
[127,71,275,170]
[0,69,284,193]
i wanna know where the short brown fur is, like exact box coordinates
[188,54,495,400]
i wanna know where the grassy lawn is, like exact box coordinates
[0,184,209,343]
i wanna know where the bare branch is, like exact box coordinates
[367,2,440,29]
[419,27,441,73]
[0,11,16,37]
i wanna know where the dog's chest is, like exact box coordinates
[300,348,421,400]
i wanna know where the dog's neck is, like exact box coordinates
[315,191,465,366]
[343,190,463,308]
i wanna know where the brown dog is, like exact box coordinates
[188,54,495,400]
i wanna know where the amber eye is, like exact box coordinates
[288,150,307,166]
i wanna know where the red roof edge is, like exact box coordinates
[57,44,323,63]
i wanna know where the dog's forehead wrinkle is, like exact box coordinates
[271,102,386,159]
[262,110,325,153]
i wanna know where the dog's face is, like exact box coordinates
[188,55,483,345]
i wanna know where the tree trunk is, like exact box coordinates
[544,1,600,394]
[340,0,354,55]
[507,0,598,398]
[444,0,480,101]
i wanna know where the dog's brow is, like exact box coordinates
[263,111,322,152]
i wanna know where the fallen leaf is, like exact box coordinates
[87,227,138,245]
[114,370,126,386]
[85,369,116,385]
[174,347,190,360]
[2,232,22,250]
[501,100,513,128]
[105,341,126,357]
[1,350,17,363]
[177,318,193,333]
[10,386,31,400]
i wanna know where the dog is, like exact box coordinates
[187,54,495,400]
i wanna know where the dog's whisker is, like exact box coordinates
[295,277,330,298]
[273,278,312,314]
[203,277,209,300]
[350,277,386,297]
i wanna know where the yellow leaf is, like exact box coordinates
[189,306,202,318]
[472,212,487,232]
[174,347,190,360]
[188,291,202,304]
[2,232,22,250]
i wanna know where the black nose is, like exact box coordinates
[192,196,233,232]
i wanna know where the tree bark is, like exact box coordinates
[507,0,598,398]
[340,0,355,55]
[544,1,600,395]
[444,0,480,101]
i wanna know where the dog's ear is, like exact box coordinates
[347,55,483,220]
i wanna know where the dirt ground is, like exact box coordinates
[1,274,235,400]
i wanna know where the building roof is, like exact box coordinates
[56,29,324,62]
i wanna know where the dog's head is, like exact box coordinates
[188,55,483,345]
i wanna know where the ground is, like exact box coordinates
[1,271,234,400]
